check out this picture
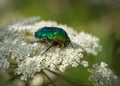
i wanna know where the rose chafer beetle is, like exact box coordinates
[35,27,73,55]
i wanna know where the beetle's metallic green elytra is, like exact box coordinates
[35,27,73,55]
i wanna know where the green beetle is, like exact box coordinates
[35,27,73,55]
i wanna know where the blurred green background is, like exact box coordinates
[0,0,120,86]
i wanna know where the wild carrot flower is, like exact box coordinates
[88,62,119,86]
[0,17,101,81]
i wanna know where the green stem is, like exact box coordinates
[46,69,90,86]
[42,70,56,86]
[8,74,22,82]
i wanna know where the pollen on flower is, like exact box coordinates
[0,17,102,80]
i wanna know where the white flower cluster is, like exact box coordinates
[15,56,42,80]
[88,62,119,86]
[0,57,10,69]
[0,17,101,80]
[73,32,102,55]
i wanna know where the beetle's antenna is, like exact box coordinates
[41,43,55,56]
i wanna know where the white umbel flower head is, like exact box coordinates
[0,17,102,80]
[88,62,119,86]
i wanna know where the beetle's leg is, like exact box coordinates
[60,44,65,48]
[70,40,73,48]
[68,38,73,48]
[41,44,53,56]
[41,42,58,56]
